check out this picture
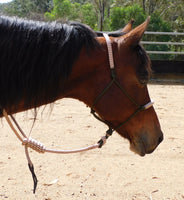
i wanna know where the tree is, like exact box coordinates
[110,4,146,30]
[92,0,112,31]
[70,0,90,4]
[81,3,97,29]
[4,0,32,18]
[3,0,52,20]
[1,0,184,34]
[45,0,72,21]
[31,0,53,13]
[143,12,173,60]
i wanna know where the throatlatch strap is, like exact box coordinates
[103,33,114,69]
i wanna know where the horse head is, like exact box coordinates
[69,17,163,156]
[0,15,163,156]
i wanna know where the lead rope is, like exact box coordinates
[3,109,109,154]
[3,109,112,193]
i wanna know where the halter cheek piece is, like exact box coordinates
[2,33,153,193]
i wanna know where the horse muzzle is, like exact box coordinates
[130,130,163,156]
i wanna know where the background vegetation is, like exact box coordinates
[0,0,183,60]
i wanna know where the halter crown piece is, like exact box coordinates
[3,33,154,193]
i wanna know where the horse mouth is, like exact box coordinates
[128,129,163,156]
[129,136,163,157]
[130,143,146,157]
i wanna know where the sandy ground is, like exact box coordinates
[0,79,184,200]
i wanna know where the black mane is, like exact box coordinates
[95,29,126,37]
[0,16,99,111]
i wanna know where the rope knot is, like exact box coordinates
[22,137,46,153]
[98,136,107,148]
[106,128,113,137]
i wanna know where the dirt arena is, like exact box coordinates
[0,77,184,200]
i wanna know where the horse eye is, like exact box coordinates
[137,66,149,85]
[137,69,149,85]
[140,79,147,85]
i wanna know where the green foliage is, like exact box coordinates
[143,13,173,60]
[4,0,32,18]
[31,0,53,13]
[81,3,97,29]
[45,0,72,21]
[110,4,146,30]
[70,0,90,4]
[70,3,81,20]
[3,0,52,19]
[45,1,97,29]
[1,0,183,61]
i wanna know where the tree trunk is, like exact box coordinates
[142,0,146,13]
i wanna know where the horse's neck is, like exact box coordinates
[2,46,105,116]
[62,45,108,106]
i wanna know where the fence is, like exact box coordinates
[141,31,184,56]
[141,31,184,73]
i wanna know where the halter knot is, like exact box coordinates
[98,136,107,148]
[98,128,113,148]
[22,137,46,153]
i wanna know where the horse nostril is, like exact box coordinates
[158,134,163,145]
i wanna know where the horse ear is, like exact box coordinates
[119,16,150,47]
[122,19,135,32]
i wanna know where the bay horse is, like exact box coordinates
[0,16,163,158]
